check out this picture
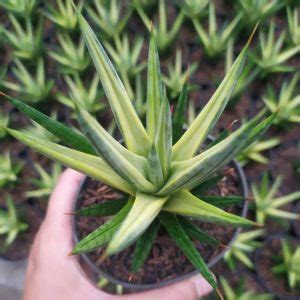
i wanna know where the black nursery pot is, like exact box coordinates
[72,159,249,292]
[255,234,300,300]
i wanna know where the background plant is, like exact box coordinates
[136,0,185,54]
[263,73,300,126]
[26,162,62,199]
[162,49,198,100]
[0,152,23,188]
[272,238,300,289]
[56,74,105,114]
[0,196,28,247]
[4,15,43,61]
[193,3,242,59]
[251,173,300,224]
[0,59,54,104]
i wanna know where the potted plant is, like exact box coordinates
[1,8,276,294]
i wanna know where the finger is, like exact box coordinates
[42,168,85,247]
[46,168,85,222]
[124,275,213,300]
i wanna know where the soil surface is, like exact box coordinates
[75,166,245,285]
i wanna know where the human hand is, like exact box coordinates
[23,168,213,300]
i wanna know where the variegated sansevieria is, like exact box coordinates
[0,7,273,290]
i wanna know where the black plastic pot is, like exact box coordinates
[255,234,300,300]
[72,159,249,292]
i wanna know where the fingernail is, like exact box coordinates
[194,275,214,297]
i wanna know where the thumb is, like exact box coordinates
[125,276,213,300]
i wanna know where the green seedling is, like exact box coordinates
[263,73,300,125]
[251,172,300,225]
[136,0,185,54]
[26,162,62,199]
[56,73,105,114]
[238,137,280,166]
[272,238,300,290]
[43,0,77,32]
[193,3,242,59]
[162,49,198,100]
[0,152,23,187]
[86,0,132,41]
[104,34,146,99]
[236,0,284,29]
[220,276,273,300]
[0,196,28,247]
[224,229,265,270]
[4,15,43,60]
[250,21,300,76]
[49,33,90,74]
[0,59,54,104]
[0,0,38,17]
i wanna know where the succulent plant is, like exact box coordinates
[26,162,62,199]
[175,0,209,19]
[162,49,198,100]
[0,152,23,187]
[287,6,300,46]
[104,34,146,99]
[22,116,59,143]
[86,0,132,41]
[0,196,28,247]
[263,73,300,125]
[136,0,185,54]
[225,39,259,101]
[4,15,43,60]
[224,229,265,270]
[220,276,273,300]
[250,21,300,76]
[192,3,242,59]
[48,33,90,74]
[0,0,38,17]
[0,59,54,104]
[238,137,280,166]
[272,238,300,290]
[1,11,275,290]
[43,0,77,32]
[133,74,147,118]
[251,173,300,225]
[0,110,9,139]
[56,73,105,114]
[236,0,284,29]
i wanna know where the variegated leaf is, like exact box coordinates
[172,26,257,161]
[163,190,255,227]
[146,31,163,141]
[106,192,168,254]
[77,12,151,156]
[6,128,134,194]
[76,106,155,193]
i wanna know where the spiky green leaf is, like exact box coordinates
[1,94,96,155]
[163,190,255,227]
[72,198,134,254]
[172,28,257,161]
[106,192,168,254]
[159,212,217,289]
[77,12,151,156]
[131,219,160,272]
[6,128,134,194]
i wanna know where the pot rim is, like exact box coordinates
[254,234,300,299]
[72,158,249,291]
